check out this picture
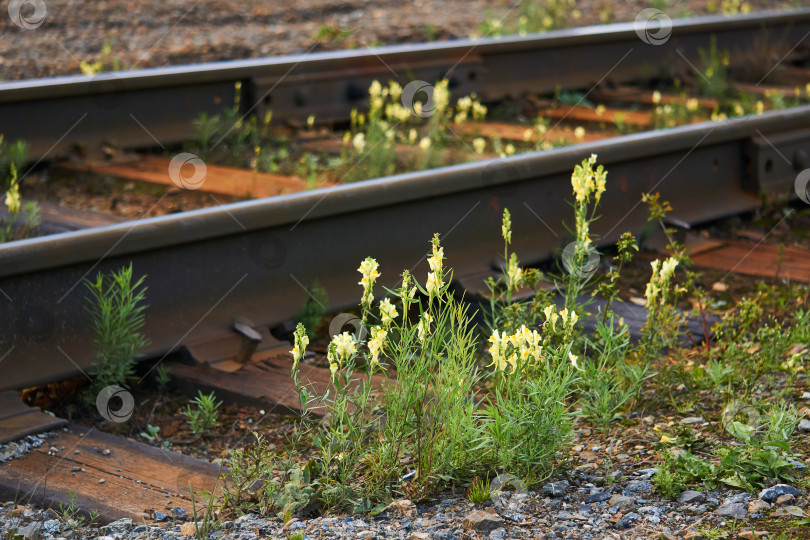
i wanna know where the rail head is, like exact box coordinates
[2,105,809,280]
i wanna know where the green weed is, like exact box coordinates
[84,264,149,401]
[183,391,222,436]
[467,477,491,504]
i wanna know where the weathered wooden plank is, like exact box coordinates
[0,392,67,444]
[171,349,388,416]
[539,105,652,127]
[55,156,326,199]
[589,87,718,109]
[0,424,220,523]
[691,240,810,282]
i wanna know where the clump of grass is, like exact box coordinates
[56,490,99,527]
[84,263,149,402]
[467,477,491,504]
[479,0,579,36]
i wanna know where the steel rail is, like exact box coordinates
[3,105,810,390]
[0,10,809,159]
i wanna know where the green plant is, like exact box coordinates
[297,280,329,339]
[578,317,653,431]
[652,449,687,498]
[79,39,123,75]
[182,391,222,436]
[155,364,172,391]
[651,96,705,129]
[562,154,607,312]
[287,235,489,510]
[189,82,261,165]
[483,208,552,334]
[219,433,273,514]
[655,399,800,495]
[484,354,576,481]
[84,264,150,401]
[467,476,491,504]
[696,36,732,100]
[0,138,39,243]
[190,478,218,540]
[480,0,579,36]
[56,490,98,527]
[594,232,638,321]
[313,23,354,42]
[703,358,736,390]
[342,79,486,182]
[139,424,160,442]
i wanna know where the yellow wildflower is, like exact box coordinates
[379,297,398,327]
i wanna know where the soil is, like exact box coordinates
[0,0,797,82]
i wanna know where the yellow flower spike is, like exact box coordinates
[357,257,380,306]
[501,209,512,244]
[660,435,675,444]
[368,326,387,367]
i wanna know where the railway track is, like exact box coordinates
[2,9,810,391]
[1,8,810,529]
